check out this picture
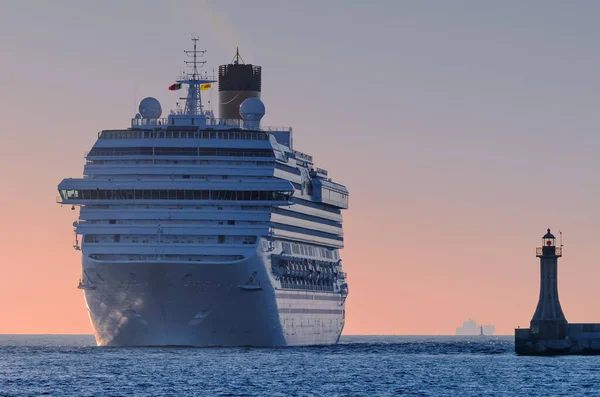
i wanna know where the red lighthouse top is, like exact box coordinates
[537,228,562,257]
[543,229,556,247]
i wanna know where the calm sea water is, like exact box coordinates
[0,335,599,396]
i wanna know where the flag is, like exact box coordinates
[200,83,212,91]
[168,83,182,91]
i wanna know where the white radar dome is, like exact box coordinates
[139,97,162,119]
[239,97,265,122]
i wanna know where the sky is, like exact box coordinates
[1,0,600,335]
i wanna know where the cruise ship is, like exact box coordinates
[456,319,495,336]
[57,40,349,346]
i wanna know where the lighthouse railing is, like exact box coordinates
[536,247,562,256]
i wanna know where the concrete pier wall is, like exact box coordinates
[515,324,600,355]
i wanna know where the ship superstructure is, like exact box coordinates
[455,318,495,336]
[57,39,349,346]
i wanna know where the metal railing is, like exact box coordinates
[311,167,328,176]
[205,118,242,127]
[129,118,243,128]
[85,148,274,158]
[292,150,313,162]
[98,129,271,141]
[129,117,290,132]
[261,126,292,132]
[280,283,334,292]
[130,118,170,127]
[536,246,563,256]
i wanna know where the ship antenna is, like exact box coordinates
[232,47,245,65]
[176,35,215,116]
[185,36,205,81]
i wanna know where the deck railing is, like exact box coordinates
[535,246,563,256]
[128,117,290,132]
[98,129,279,140]
[280,283,335,292]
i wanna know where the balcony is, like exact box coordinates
[536,246,562,256]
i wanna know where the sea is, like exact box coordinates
[0,335,598,396]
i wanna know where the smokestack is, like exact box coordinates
[218,48,261,119]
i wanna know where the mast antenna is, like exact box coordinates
[175,35,215,116]
[232,47,245,65]
[184,35,206,81]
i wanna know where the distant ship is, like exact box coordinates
[456,318,495,336]
[57,39,349,347]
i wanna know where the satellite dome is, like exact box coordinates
[134,113,142,119]
[139,97,162,119]
[239,97,265,122]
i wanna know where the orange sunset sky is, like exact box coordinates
[2,1,600,335]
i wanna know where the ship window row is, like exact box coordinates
[279,282,335,293]
[274,162,301,175]
[290,197,341,215]
[272,208,342,227]
[280,241,338,260]
[280,305,343,312]
[87,159,275,166]
[89,254,245,262]
[87,148,274,158]
[84,234,257,245]
[323,188,349,204]
[60,189,289,201]
[83,204,271,211]
[273,223,343,241]
[275,292,341,301]
[84,219,267,226]
[87,176,270,182]
[290,150,314,163]
[99,130,269,140]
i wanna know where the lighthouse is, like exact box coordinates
[516,229,600,355]
[530,229,567,339]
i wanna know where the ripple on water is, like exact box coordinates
[0,335,598,397]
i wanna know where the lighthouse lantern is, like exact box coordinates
[542,228,555,247]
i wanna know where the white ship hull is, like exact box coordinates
[82,251,345,347]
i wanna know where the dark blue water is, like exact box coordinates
[1,335,599,396]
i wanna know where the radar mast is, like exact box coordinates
[177,36,216,116]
